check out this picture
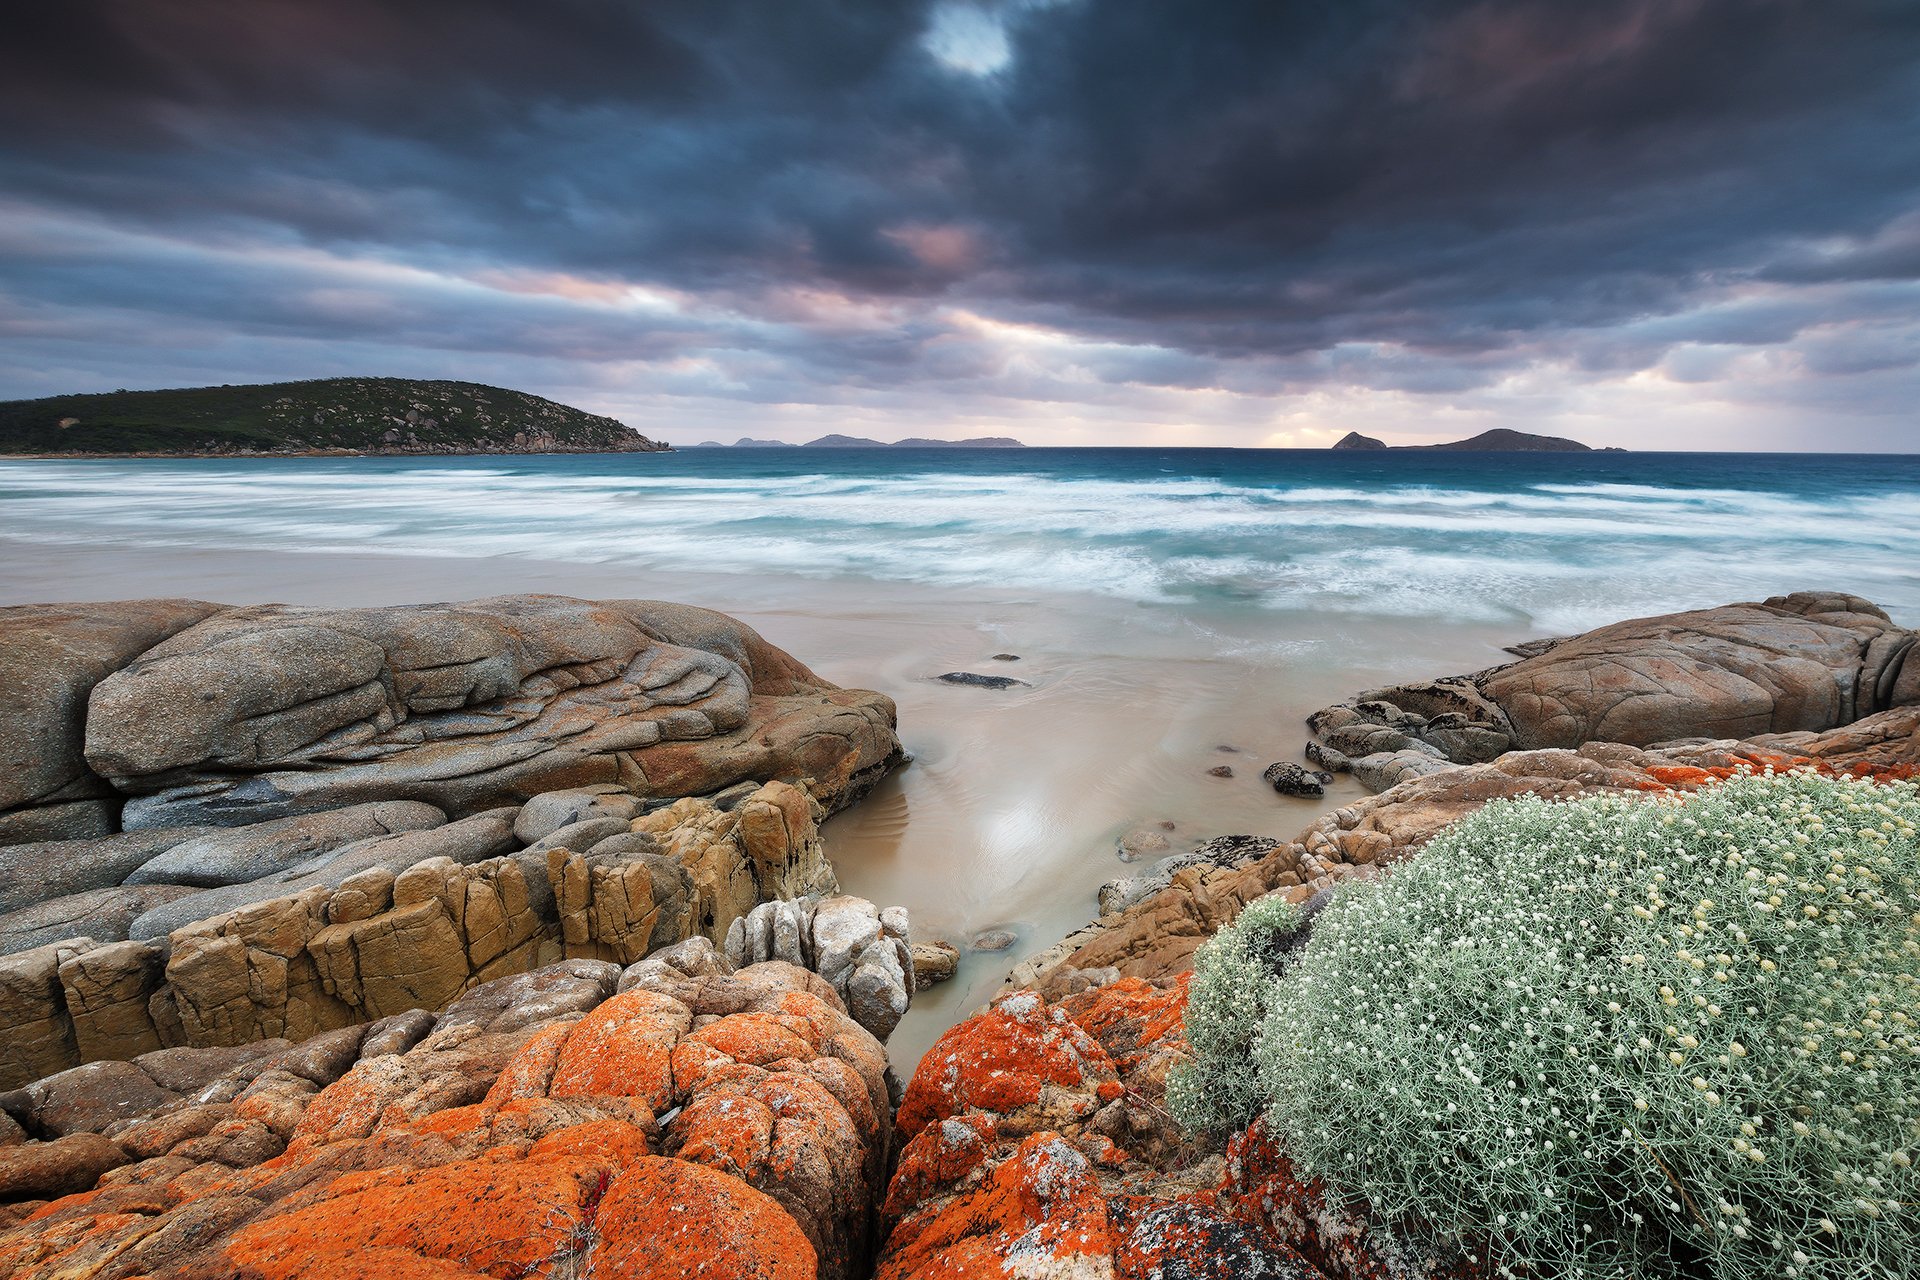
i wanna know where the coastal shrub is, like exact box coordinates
[1166,894,1304,1134]
[1187,771,1920,1279]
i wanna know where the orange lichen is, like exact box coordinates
[877,1132,1114,1280]
[895,991,1116,1140]
[591,1156,818,1280]
[545,988,687,1108]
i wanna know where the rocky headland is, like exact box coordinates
[0,590,1914,1277]
[0,380,666,457]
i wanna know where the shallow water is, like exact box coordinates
[1,448,1915,1069]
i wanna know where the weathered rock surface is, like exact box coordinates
[125,800,447,888]
[27,593,899,830]
[0,954,893,1280]
[0,886,198,957]
[0,600,223,845]
[0,829,216,916]
[1310,592,1917,786]
[727,892,917,1041]
[879,976,1337,1279]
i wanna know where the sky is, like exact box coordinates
[3,1,1918,450]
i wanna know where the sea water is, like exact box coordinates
[2,447,1916,1066]
[2,448,1916,631]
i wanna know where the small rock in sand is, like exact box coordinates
[937,671,1029,689]
[1117,827,1172,861]
[1207,764,1234,778]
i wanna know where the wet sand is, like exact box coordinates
[0,537,1519,1071]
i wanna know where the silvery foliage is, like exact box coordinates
[1167,893,1304,1134]
[1195,771,1920,1279]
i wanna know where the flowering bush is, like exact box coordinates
[1167,894,1304,1134]
[1186,771,1920,1279]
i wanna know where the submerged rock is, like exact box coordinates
[936,670,1029,689]
[1261,761,1325,797]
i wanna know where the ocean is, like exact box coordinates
[2,448,1916,634]
[2,446,1916,1067]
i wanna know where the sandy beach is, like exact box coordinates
[0,534,1523,1069]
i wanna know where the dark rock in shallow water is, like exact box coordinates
[936,671,1028,689]
[990,653,1020,661]
[1207,764,1234,778]
[1262,761,1325,797]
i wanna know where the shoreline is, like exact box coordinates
[0,536,1524,1070]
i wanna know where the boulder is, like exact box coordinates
[909,940,959,990]
[511,785,642,844]
[0,827,216,914]
[1310,593,1917,787]
[0,884,198,956]
[1261,762,1325,797]
[0,1131,128,1200]
[75,595,899,828]
[727,895,915,1041]
[125,800,447,888]
[0,599,222,846]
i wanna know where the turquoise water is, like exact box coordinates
[2,448,1915,633]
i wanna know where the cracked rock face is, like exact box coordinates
[1309,592,1917,788]
[0,956,893,1280]
[47,593,898,829]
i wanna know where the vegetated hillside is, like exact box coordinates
[0,379,667,456]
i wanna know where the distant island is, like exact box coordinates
[689,434,1025,448]
[0,379,666,457]
[1333,428,1616,452]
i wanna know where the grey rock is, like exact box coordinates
[126,801,446,888]
[0,827,219,915]
[1262,761,1325,797]
[846,946,909,1041]
[1350,749,1459,792]
[809,896,883,993]
[0,599,222,847]
[0,884,200,956]
[127,808,515,944]
[936,671,1028,689]
[80,596,899,827]
[1302,739,1350,773]
[971,928,1017,952]
[437,958,622,1034]
[511,786,640,844]
[581,831,664,859]
[521,816,632,855]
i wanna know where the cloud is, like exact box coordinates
[1,0,1918,449]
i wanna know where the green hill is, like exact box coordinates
[0,378,667,456]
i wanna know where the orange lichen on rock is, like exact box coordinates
[0,962,893,1280]
[592,1156,819,1280]
[543,987,690,1109]
[1220,1122,1484,1280]
[877,1132,1116,1280]
[895,989,1118,1141]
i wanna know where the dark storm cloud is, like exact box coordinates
[2,0,1918,445]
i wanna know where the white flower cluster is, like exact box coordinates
[1168,894,1303,1133]
[1185,770,1920,1280]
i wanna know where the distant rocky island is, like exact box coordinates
[691,434,1025,448]
[0,379,666,457]
[1333,428,1616,452]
